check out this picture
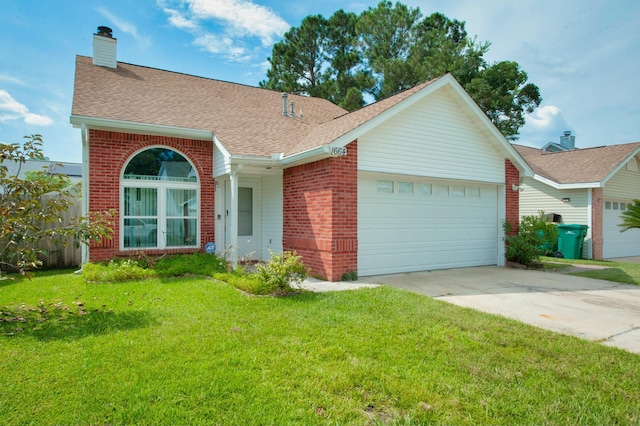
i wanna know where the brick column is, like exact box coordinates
[283,141,358,281]
[591,187,603,259]
[505,159,520,234]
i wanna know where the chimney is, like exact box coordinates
[93,26,117,68]
[282,93,288,116]
[559,130,575,150]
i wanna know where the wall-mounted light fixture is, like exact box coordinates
[562,197,570,203]
[511,184,524,192]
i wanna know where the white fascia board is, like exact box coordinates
[280,145,331,167]
[70,115,213,141]
[600,146,640,185]
[533,174,602,189]
[229,155,281,168]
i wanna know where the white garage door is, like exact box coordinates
[603,200,640,258]
[358,174,499,276]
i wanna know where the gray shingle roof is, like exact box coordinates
[513,143,640,184]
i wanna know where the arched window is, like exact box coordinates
[626,157,638,172]
[121,147,199,249]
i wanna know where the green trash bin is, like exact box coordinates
[556,224,589,259]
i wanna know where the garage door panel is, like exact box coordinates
[359,174,499,276]
[603,200,640,258]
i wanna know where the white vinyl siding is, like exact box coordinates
[519,178,590,224]
[260,174,283,259]
[602,164,640,257]
[213,145,229,178]
[359,88,505,183]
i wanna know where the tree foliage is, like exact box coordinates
[0,135,115,277]
[619,199,640,232]
[261,1,541,140]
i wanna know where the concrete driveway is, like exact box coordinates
[362,266,640,354]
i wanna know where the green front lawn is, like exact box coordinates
[542,257,640,285]
[1,270,639,425]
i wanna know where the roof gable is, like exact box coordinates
[514,142,640,186]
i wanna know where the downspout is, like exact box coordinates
[587,189,593,259]
[228,164,243,268]
[80,124,90,266]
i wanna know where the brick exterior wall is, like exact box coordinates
[87,129,215,262]
[591,187,604,259]
[283,141,358,281]
[505,159,520,234]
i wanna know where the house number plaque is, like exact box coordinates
[330,147,348,156]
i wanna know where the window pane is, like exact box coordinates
[417,183,431,196]
[124,218,157,248]
[435,184,449,196]
[123,148,196,182]
[238,187,253,236]
[124,187,157,216]
[452,186,465,196]
[377,180,394,193]
[605,201,611,209]
[398,181,414,194]
[166,189,197,217]
[613,202,619,210]
[166,219,197,247]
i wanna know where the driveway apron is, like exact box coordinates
[363,266,640,354]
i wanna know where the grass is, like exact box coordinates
[1,270,639,425]
[541,256,640,285]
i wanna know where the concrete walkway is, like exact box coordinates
[301,266,640,354]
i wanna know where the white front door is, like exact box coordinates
[225,180,260,260]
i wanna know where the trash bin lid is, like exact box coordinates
[557,224,588,230]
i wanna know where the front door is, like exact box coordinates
[225,180,260,260]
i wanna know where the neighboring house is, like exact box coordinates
[514,134,640,259]
[70,27,530,281]
[3,159,82,183]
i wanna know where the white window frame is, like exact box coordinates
[120,146,200,251]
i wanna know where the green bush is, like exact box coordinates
[504,212,558,268]
[255,251,309,294]
[82,259,156,283]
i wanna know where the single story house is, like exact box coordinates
[3,159,82,183]
[514,133,640,259]
[70,27,530,280]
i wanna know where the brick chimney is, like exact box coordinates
[93,26,117,68]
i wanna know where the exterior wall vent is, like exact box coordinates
[93,26,117,68]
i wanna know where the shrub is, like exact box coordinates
[504,212,558,268]
[255,251,309,294]
[82,259,156,283]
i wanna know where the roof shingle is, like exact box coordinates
[72,56,347,157]
[513,143,640,184]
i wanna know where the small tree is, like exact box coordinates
[1,135,114,277]
[619,199,640,232]
[503,212,558,268]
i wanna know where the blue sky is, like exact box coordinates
[1,0,639,163]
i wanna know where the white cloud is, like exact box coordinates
[0,74,28,86]
[158,0,289,61]
[0,90,53,126]
[526,105,563,130]
[186,0,289,46]
[97,7,152,46]
[193,34,248,60]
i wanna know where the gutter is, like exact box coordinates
[70,115,213,141]
[533,174,602,189]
